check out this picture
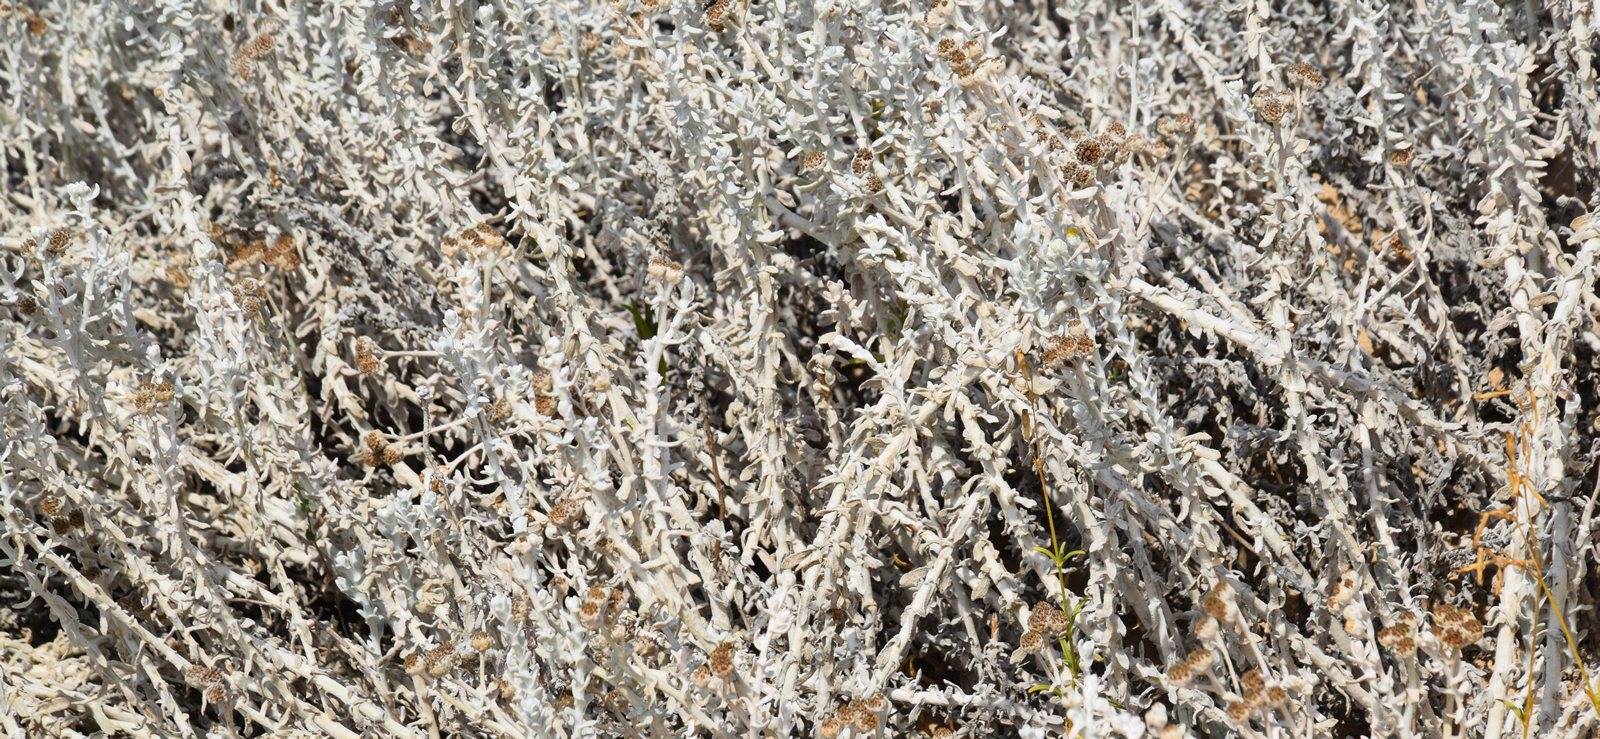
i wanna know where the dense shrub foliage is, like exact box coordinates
[3,0,1600,737]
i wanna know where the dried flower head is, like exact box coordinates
[1286,62,1324,89]
[471,631,492,652]
[204,684,226,704]
[1075,138,1104,165]
[802,150,826,171]
[41,497,62,515]
[186,665,224,687]
[709,641,736,676]
[852,148,872,175]
[1390,148,1416,167]
[425,644,456,678]
[1225,700,1252,722]
[1253,91,1287,125]
[864,173,885,193]
[818,716,843,739]
[1165,661,1192,685]
[648,257,685,283]
[46,227,70,256]
[1183,648,1214,673]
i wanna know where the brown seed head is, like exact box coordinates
[380,446,404,465]
[852,148,872,175]
[1253,92,1287,125]
[186,665,224,687]
[472,631,492,652]
[849,703,878,731]
[803,150,826,171]
[41,497,62,515]
[17,294,38,317]
[230,49,256,79]
[1165,661,1192,685]
[550,499,585,528]
[1184,648,1214,673]
[1105,121,1125,139]
[1241,669,1265,694]
[1394,636,1418,656]
[47,228,70,256]
[1390,148,1416,167]
[404,652,424,675]
[1264,685,1288,707]
[709,641,736,676]
[864,174,884,193]
[1225,700,1252,722]
[365,431,388,453]
[205,684,226,704]
[936,38,957,58]
[818,716,844,739]
[534,394,559,416]
[1286,63,1323,89]
[67,510,84,529]
[1075,138,1104,165]
[1202,593,1232,622]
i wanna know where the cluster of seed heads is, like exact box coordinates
[707,641,737,676]
[441,223,507,260]
[578,584,630,630]
[1011,602,1072,663]
[530,370,558,416]
[1376,610,1423,656]
[1252,90,1294,125]
[231,278,267,316]
[229,31,275,79]
[185,665,229,705]
[362,430,404,466]
[935,37,997,87]
[817,695,887,738]
[1223,668,1290,723]
[1163,646,1216,686]
[0,3,50,35]
[647,257,684,283]
[704,0,735,32]
[353,336,380,376]
[1285,62,1325,89]
[1042,331,1095,369]
[134,380,176,413]
[1433,604,1485,650]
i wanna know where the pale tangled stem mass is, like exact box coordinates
[2,0,1600,737]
